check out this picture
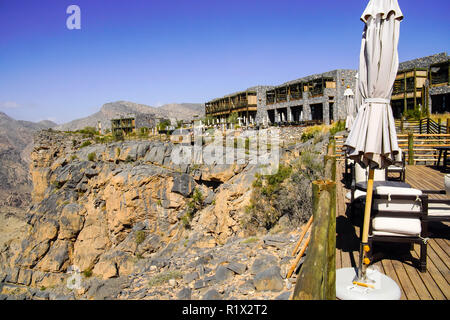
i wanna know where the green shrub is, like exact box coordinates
[148,271,183,287]
[241,237,259,244]
[243,152,321,234]
[181,188,204,229]
[80,141,92,149]
[403,104,429,121]
[125,155,134,163]
[82,269,93,278]
[329,120,345,136]
[78,126,98,136]
[87,152,96,161]
[135,230,146,245]
[52,181,64,189]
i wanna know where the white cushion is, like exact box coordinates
[375,186,421,196]
[428,203,450,217]
[374,187,422,212]
[372,215,421,236]
[372,230,417,237]
[345,190,366,201]
[355,163,385,184]
[387,166,403,172]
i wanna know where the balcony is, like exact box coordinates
[430,61,449,86]
[289,83,303,101]
[266,90,275,105]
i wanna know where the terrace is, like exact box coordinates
[335,163,450,299]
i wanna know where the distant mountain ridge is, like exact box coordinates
[0,111,57,208]
[55,101,204,132]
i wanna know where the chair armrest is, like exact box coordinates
[372,210,425,218]
[428,198,450,204]
[421,190,446,195]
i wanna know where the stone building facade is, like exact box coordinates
[395,52,449,115]
[256,69,357,125]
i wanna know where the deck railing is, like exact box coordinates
[335,133,450,165]
[395,118,449,134]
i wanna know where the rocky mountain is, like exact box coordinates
[0,112,57,208]
[55,101,204,132]
[0,127,331,300]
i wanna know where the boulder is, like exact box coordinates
[225,261,247,275]
[177,287,192,300]
[171,173,195,197]
[202,289,221,300]
[253,266,284,292]
[215,265,233,282]
[58,204,85,240]
[250,254,278,275]
[92,259,118,280]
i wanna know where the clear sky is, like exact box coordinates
[0,0,449,124]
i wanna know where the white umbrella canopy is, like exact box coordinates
[345,0,403,170]
[344,87,355,130]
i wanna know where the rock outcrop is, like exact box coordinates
[0,126,330,300]
[0,130,264,289]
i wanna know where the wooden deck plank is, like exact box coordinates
[401,249,433,300]
[434,238,450,261]
[410,249,446,300]
[428,240,450,276]
[427,240,450,284]
[413,244,450,299]
[381,259,406,300]
[391,259,420,300]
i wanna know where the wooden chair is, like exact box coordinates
[385,151,406,182]
[420,190,450,223]
[368,187,429,272]
[344,152,353,188]
[346,163,386,203]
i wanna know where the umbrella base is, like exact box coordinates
[336,268,401,300]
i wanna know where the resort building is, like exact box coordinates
[111,113,155,138]
[111,115,136,138]
[204,52,448,124]
[204,87,272,125]
[259,69,357,125]
[205,70,356,126]
[392,52,449,117]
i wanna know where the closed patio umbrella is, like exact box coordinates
[338,0,403,299]
[344,86,355,130]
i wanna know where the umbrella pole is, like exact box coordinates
[357,168,375,281]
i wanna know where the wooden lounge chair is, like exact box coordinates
[368,186,429,272]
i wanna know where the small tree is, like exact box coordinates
[227,112,239,124]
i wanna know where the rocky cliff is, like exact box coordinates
[0,128,330,300]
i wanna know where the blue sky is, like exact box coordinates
[0,0,449,124]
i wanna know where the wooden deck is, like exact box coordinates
[335,164,450,300]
